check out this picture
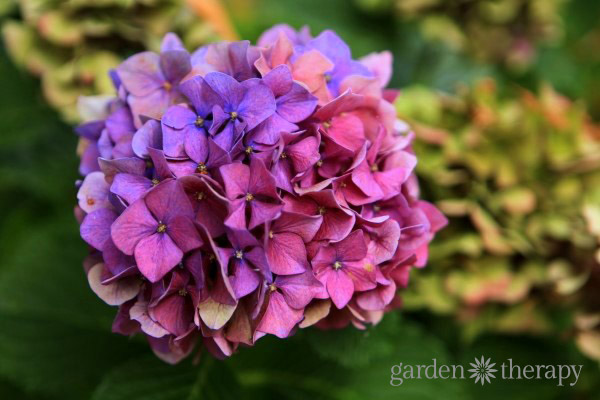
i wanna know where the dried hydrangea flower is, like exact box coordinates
[75,27,445,363]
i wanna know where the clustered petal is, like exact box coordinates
[75,25,446,363]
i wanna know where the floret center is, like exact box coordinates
[195,116,204,127]
[245,193,254,202]
[333,261,342,270]
[157,223,167,233]
[235,250,244,259]
[196,163,208,174]
[230,111,238,121]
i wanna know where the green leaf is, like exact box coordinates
[92,356,241,400]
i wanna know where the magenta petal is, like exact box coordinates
[287,136,320,173]
[257,291,303,338]
[134,232,183,282]
[356,282,396,311]
[266,232,308,275]
[150,295,192,337]
[251,113,298,146]
[262,64,293,97]
[336,230,368,261]
[276,271,322,308]
[224,199,247,230]
[249,158,279,198]
[250,200,282,229]
[167,216,202,252]
[111,173,152,204]
[325,269,354,309]
[315,209,355,241]
[352,161,384,198]
[343,260,377,291]
[220,162,250,199]
[272,211,322,242]
[366,219,401,264]
[145,179,194,222]
[111,199,157,255]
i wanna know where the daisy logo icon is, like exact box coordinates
[468,356,498,385]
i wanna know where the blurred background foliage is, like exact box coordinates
[0,0,599,399]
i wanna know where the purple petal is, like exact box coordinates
[162,105,197,130]
[238,82,276,131]
[230,259,261,299]
[179,76,223,117]
[160,50,191,83]
[204,71,245,109]
[111,173,153,204]
[276,83,318,123]
[184,125,209,164]
[81,208,118,251]
[117,52,164,97]
[161,33,185,52]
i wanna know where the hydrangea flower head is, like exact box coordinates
[76,26,446,363]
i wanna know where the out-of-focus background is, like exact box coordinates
[0,0,598,399]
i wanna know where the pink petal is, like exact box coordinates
[111,199,157,254]
[325,269,354,309]
[272,211,322,242]
[277,271,322,309]
[256,291,303,338]
[266,232,308,275]
[134,232,183,282]
[250,200,282,229]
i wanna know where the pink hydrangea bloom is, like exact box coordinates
[75,26,446,363]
